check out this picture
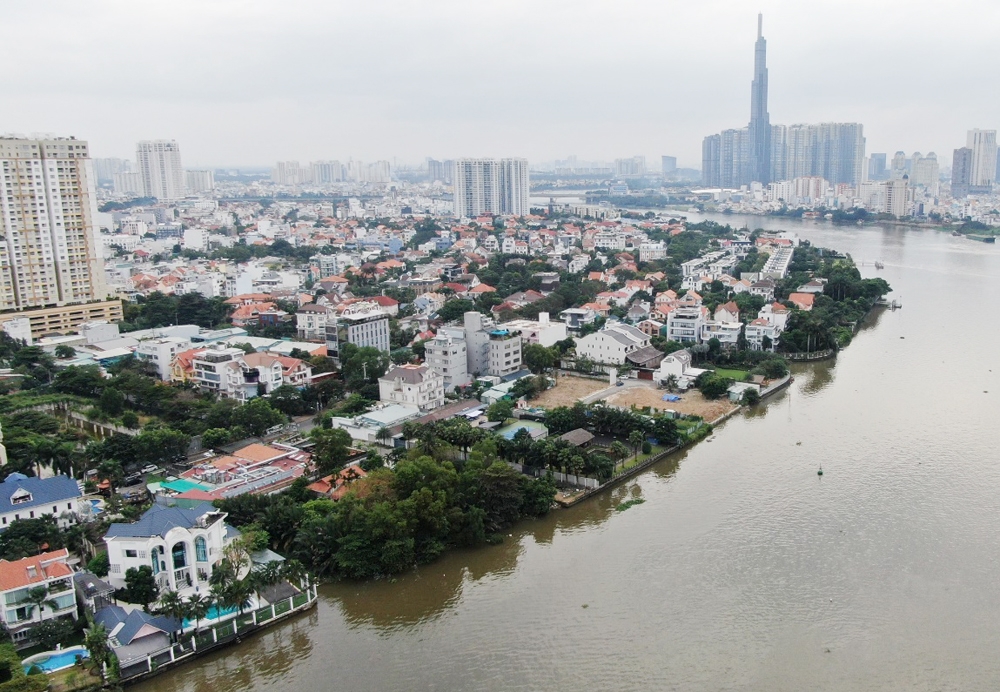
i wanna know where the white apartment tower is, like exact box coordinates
[136,140,184,201]
[0,137,107,310]
[967,129,997,190]
[453,158,529,217]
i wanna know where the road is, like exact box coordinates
[579,377,651,405]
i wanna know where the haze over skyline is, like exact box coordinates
[3,0,998,168]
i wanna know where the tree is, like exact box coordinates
[124,566,158,611]
[698,374,734,401]
[628,430,645,459]
[31,618,73,651]
[741,388,761,406]
[609,441,629,467]
[84,622,111,680]
[98,387,125,416]
[0,517,65,560]
[341,346,389,392]
[186,593,212,633]
[486,399,513,423]
[22,586,58,620]
[154,591,186,633]
[54,345,76,359]
[202,428,235,449]
[121,411,140,429]
[87,552,110,578]
[310,427,353,476]
[522,344,556,374]
[268,384,310,416]
[231,397,286,437]
[664,374,678,393]
[436,299,475,322]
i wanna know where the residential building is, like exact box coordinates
[0,473,82,529]
[93,605,180,665]
[0,137,108,311]
[325,302,390,366]
[190,346,247,396]
[702,320,743,347]
[184,170,215,193]
[453,158,529,217]
[501,313,568,347]
[424,329,471,391]
[885,177,909,218]
[745,318,781,351]
[136,337,194,380]
[378,364,445,411]
[575,322,651,365]
[104,503,234,598]
[295,303,330,341]
[0,549,77,646]
[559,307,597,330]
[666,305,707,343]
[136,140,184,201]
[967,129,997,191]
[638,242,667,262]
[488,328,523,378]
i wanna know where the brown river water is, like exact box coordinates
[135,217,1000,691]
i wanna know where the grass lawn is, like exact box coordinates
[47,665,102,692]
[711,368,749,381]
[617,445,667,472]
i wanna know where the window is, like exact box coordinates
[125,549,138,558]
[195,537,208,562]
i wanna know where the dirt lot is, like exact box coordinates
[604,384,737,421]
[531,374,609,409]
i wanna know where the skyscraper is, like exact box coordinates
[748,14,771,184]
[868,153,887,181]
[453,158,528,217]
[136,140,184,201]
[966,129,997,190]
[700,16,865,188]
[0,137,107,310]
[661,156,677,177]
[951,147,973,198]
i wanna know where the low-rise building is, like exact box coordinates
[501,312,568,347]
[665,305,707,344]
[0,474,82,530]
[575,322,650,365]
[325,302,390,366]
[424,329,471,391]
[378,364,445,411]
[295,304,330,341]
[488,328,523,378]
[0,549,78,647]
[104,503,234,598]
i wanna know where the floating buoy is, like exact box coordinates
[817,466,824,476]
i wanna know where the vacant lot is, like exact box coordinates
[605,384,737,421]
[532,375,609,409]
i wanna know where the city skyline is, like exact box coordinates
[2,1,998,168]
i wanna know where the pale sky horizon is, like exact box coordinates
[3,0,998,170]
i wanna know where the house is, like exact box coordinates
[575,323,651,365]
[625,345,666,370]
[665,305,707,344]
[758,302,791,330]
[559,429,594,448]
[295,303,331,341]
[749,279,776,302]
[636,318,664,337]
[745,319,781,351]
[0,549,77,647]
[701,320,743,348]
[73,571,115,614]
[0,473,82,530]
[714,301,740,324]
[654,348,708,387]
[787,293,815,311]
[93,605,181,667]
[367,295,400,316]
[559,307,597,330]
[378,364,445,411]
[307,464,367,501]
[796,278,827,294]
[103,503,235,598]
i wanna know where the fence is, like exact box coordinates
[509,462,600,489]
[115,583,318,683]
[784,349,836,362]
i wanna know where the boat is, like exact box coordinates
[874,261,884,270]
[952,230,963,237]
[967,234,996,243]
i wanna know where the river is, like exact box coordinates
[136,216,1000,691]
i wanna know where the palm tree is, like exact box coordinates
[250,561,284,604]
[186,593,212,633]
[375,426,392,448]
[23,586,58,620]
[281,559,308,591]
[628,430,645,459]
[84,622,110,682]
[609,441,629,469]
[155,590,187,636]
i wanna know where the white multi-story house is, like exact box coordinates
[424,329,471,391]
[701,320,743,348]
[745,318,781,351]
[136,337,194,380]
[104,503,234,598]
[488,328,523,377]
[295,304,330,341]
[501,312,568,348]
[638,242,667,262]
[575,323,650,365]
[378,365,445,411]
[0,474,82,530]
[0,549,78,646]
[593,231,626,251]
[325,302,390,366]
[666,305,707,344]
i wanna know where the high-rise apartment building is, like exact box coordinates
[453,158,529,217]
[93,158,131,183]
[951,147,974,198]
[185,170,215,193]
[427,159,453,184]
[701,16,864,187]
[661,156,677,177]
[909,153,939,190]
[310,161,344,184]
[272,161,309,186]
[868,153,887,181]
[614,156,646,177]
[966,129,997,190]
[0,137,107,310]
[135,140,184,201]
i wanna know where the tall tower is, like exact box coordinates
[0,137,107,311]
[748,13,771,184]
[136,140,184,201]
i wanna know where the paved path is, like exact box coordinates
[580,378,649,405]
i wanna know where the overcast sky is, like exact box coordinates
[3,0,998,169]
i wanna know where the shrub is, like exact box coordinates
[641,441,652,454]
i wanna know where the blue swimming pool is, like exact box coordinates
[182,603,237,629]
[22,646,88,673]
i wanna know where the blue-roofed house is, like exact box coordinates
[0,473,82,530]
[93,604,181,666]
[104,503,233,598]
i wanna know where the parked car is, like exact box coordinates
[140,465,159,475]
[123,473,142,487]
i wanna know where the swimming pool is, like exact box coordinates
[22,646,89,673]
[182,603,237,629]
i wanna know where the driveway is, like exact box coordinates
[580,377,650,404]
